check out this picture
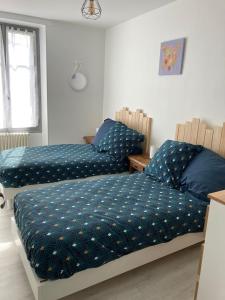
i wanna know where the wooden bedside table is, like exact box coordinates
[83,136,95,144]
[128,154,150,173]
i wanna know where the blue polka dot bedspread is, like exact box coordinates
[0,144,128,188]
[14,173,208,280]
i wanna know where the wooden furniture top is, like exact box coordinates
[208,190,225,205]
[83,136,95,144]
[175,118,225,158]
[116,107,152,156]
[128,154,150,168]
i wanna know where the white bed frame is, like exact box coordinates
[11,217,204,300]
[2,107,152,209]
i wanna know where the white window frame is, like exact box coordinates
[0,22,42,133]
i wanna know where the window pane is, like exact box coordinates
[0,54,5,129]
[7,29,39,129]
[0,28,6,129]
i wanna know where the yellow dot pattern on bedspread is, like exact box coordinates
[14,173,208,280]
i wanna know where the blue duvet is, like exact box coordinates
[14,173,208,280]
[0,144,128,188]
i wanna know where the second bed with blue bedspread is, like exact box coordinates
[0,144,128,188]
[14,173,208,280]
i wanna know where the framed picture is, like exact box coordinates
[159,38,186,76]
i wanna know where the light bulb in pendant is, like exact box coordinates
[89,0,95,15]
[81,0,102,20]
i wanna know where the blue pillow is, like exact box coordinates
[131,146,143,155]
[97,122,144,161]
[144,140,202,189]
[180,148,225,201]
[92,118,116,147]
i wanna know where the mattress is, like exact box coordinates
[14,173,208,280]
[0,144,128,188]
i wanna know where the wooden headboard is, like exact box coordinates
[115,107,152,155]
[175,118,225,157]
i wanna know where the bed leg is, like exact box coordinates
[0,189,13,210]
[6,197,14,210]
[0,192,6,209]
[0,183,5,209]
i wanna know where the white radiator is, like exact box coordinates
[0,133,29,151]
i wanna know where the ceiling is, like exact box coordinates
[0,0,175,28]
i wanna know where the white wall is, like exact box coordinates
[103,0,225,147]
[46,20,105,144]
[0,12,105,145]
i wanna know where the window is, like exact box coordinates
[0,23,41,132]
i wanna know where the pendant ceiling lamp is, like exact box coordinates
[81,0,102,20]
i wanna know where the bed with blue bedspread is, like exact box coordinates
[0,144,128,188]
[14,173,208,280]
